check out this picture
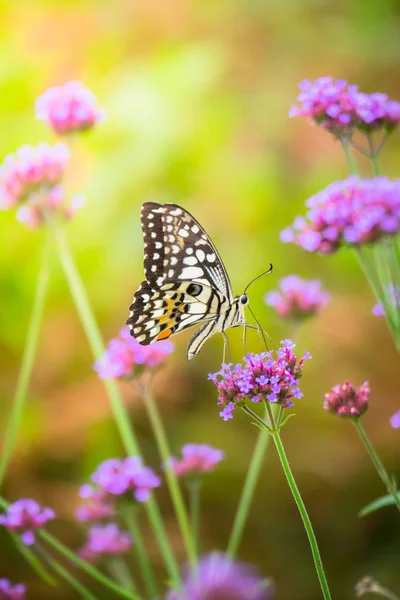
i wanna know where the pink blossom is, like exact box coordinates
[265,275,330,321]
[90,456,161,502]
[0,499,55,546]
[75,485,115,523]
[78,524,131,562]
[36,81,105,135]
[15,186,85,229]
[168,444,224,477]
[323,381,370,418]
[0,579,26,600]
[389,409,400,429]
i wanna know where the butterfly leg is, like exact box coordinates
[222,331,231,364]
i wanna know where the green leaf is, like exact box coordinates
[278,413,296,430]
[359,493,400,517]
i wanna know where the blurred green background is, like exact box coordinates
[1,0,400,598]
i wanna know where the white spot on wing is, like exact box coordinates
[196,249,205,262]
[183,256,197,266]
[207,253,216,262]
[178,228,189,238]
[155,241,162,249]
[178,266,204,280]
[191,225,200,233]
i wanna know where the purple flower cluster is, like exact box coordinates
[168,444,224,477]
[0,579,26,600]
[167,552,274,600]
[323,381,370,418]
[289,77,400,134]
[89,456,161,502]
[390,409,400,429]
[281,176,400,254]
[36,81,105,135]
[0,499,55,546]
[265,275,330,321]
[209,340,311,421]
[75,485,115,522]
[78,524,131,562]
[94,327,174,379]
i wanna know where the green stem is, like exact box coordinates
[9,530,57,586]
[227,426,271,557]
[187,480,201,560]
[122,507,159,599]
[370,153,381,176]
[0,230,52,488]
[142,385,196,566]
[52,225,180,586]
[352,419,400,513]
[241,405,271,430]
[107,558,137,594]
[39,530,139,600]
[340,139,360,175]
[272,432,332,600]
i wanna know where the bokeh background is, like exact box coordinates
[1,0,400,598]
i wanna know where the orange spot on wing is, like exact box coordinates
[156,328,173,340]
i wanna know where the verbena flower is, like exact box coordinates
[0,143,69,210]
[0,499,55,546]
[75,485,115,522]
[90,457,161,502]
[323,381,370,418]
[289,77,400,135]
[166,552,274,600]
[265,275,330,321]
[168,444,224,477]
[209,340,310,421]
[389,409,400,429]
[15,185,85,229]
[78,524,131,562]
[36,81,105,135]
[94,327,174,379]
[281,177,400,254]
[0,579,26,600]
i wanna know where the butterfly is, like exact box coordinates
[126,202,272,359]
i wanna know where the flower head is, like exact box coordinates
[389,409,400,429]
[168,444,224,478]
[265,275,330,321]
[0,499,55,546]
[15,186,85,229]
[0,579,26,600]
[281,177,400,254]
[289,77,400,135]
[166,552,274,600]
[0,143,69,210]
[323,381,370,418]
[94,327,174,379]
[90,456,161,502]
[209,340,310,420]
[36,81,105,135]
[75,485,115,522]
[78,524,131,562]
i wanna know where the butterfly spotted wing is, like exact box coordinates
[126,203,234,355]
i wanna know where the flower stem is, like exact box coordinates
[122,507,159,599]
[39,530,139,600]
[51,225,180,586]
[187,479,201,560]
[107,558,137,594]
[142,384,196,566]
[0,230,52,488]
[370,153,381,176]
[352,419,400,512]
[227,426,271,557]
[271,432,332,600]
[341,139,360,175]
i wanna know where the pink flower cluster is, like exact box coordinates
[75,485,115,522]
[281,176,400,254]
[209,340,311,421]
[94,327,174,379]
[168,444,224,477]
[89,456,161,503]
[36,81,105,135]
[265,275,330,321]
[289,77,400,134]
[0,143,69,209]
[323,381,370,418]
[390,409,400,429]
[0,499,55,546]
[15,185,85,229]
[78,524,131,562]
[0,579,26,600]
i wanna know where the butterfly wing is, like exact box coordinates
[127,202,232,345]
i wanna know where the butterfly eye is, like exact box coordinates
[187,283,203,297]
[240,294,249,305]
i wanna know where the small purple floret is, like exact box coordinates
[78,524,131,562]
[265,275,330,321]
[168,444,224,477]
[0,499,55,546]
[389,409,400,429]
[0,579,26,600]
[89,456,161,502]
[323,381,370,418]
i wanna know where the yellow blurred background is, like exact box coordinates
[1,0,400,598]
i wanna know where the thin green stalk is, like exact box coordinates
[9,529,57,586]
[142,385,196,566]
[272,432,332,600]
[187,480,201,560]
[356,576,400,600]
[107,558,137,594]
[352,419,400,513]
[0,230,52,487]
[52,225,180,586]
[39,530,139,600]
[122,507,159,599]
[370,153,381,176]
[340,139,360,175]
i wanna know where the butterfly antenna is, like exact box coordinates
[244,263,273,294]
[247,305,269,351]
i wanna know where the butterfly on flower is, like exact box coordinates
[126,202,272,360]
